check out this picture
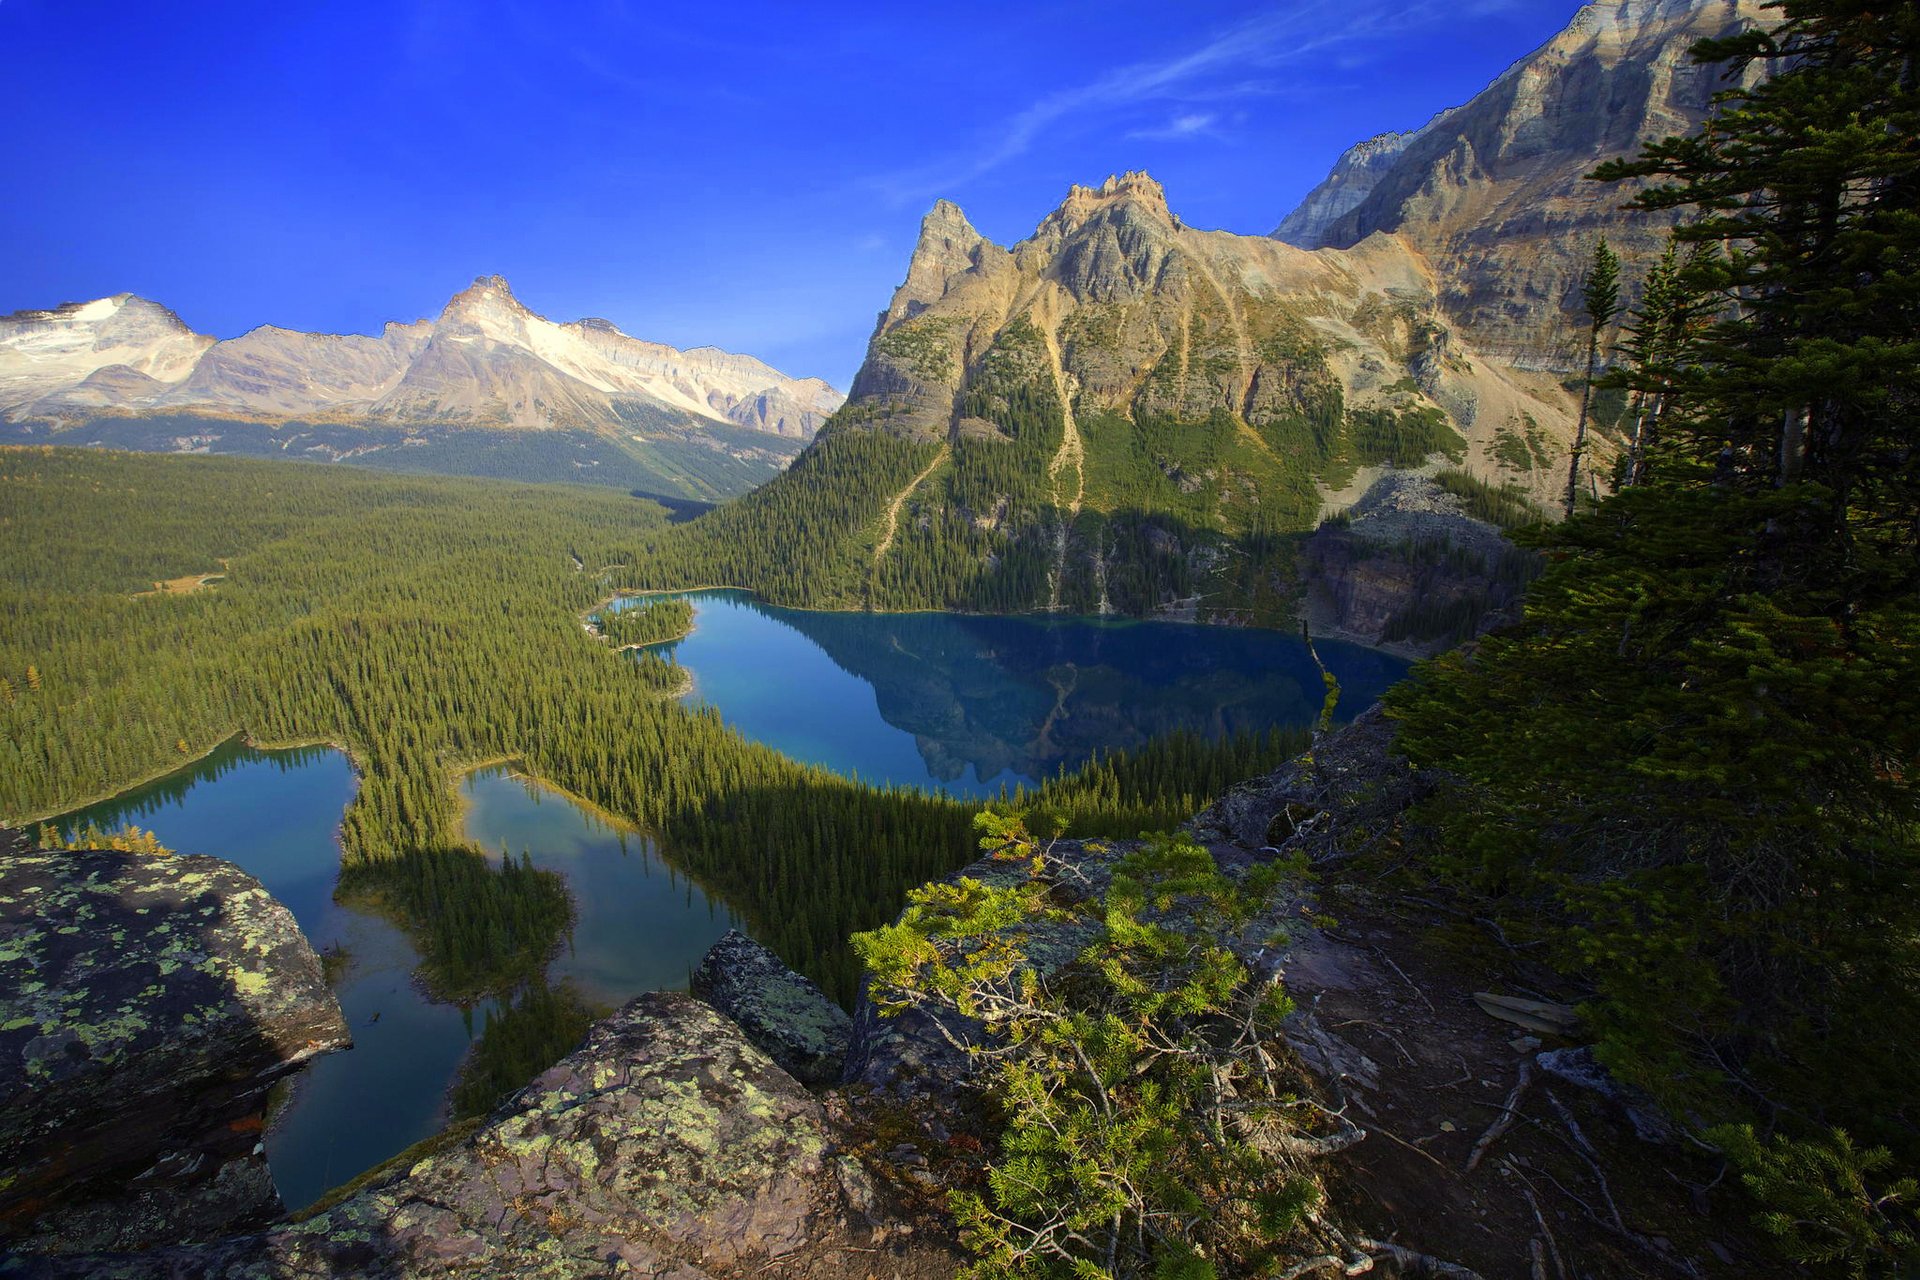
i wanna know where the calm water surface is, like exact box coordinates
[459,767,740,1007]
[52,742,740,1211]
[615,590,1411,794]
[51,742,476,1211]
[52,597,1408,1209]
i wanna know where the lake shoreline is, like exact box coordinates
[16,729,365,831]
[595,582,1416,660]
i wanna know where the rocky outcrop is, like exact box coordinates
[1188,704,1418,852]
[691,931,852,1087]
[6,993,958,1280]
[0,277,842,446]
[1276,0,1768,369]
[1299,471,1537,654]
[0,838,350,1254]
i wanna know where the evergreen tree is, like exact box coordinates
[1390,2,1918,1266]
[1565,237,1622,517]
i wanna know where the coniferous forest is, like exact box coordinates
[0,447,1303,1003]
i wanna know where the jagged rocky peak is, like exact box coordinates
[883,199,999,329]
[434,273,538,338]
[1040,171,1182,304]
[1041,170,1174,236]
[1274,0,1766,368]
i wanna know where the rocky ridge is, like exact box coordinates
[0,280,840,440]
[1275,0,1768,369]
[0,280,843,498]
[757,166,1570,631]
[846,169,1572,481]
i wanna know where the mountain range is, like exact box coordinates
[647,0,1762,643]
[1,0,1760,574]
[0,278,841,500]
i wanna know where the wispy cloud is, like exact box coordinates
[863,0,1455,208]
[1127,111,1219,142]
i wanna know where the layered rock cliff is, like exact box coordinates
[1275,0,1766,369]
[756,170,1568,625]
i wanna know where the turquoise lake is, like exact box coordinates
[50,596,1408,1210]
[616,589,1410,794]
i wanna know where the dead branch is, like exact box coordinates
[1519,1182,1568,1280]
[1355,1236,1487,1278]
[1465,1058,1535,1173]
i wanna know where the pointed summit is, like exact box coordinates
[440,275,524,319]
[883,199,1003,329]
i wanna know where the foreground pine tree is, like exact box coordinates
[1389,1,1918,1271]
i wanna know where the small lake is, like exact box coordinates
[49,741,740,1212]
[614,590,1411,794]
[460,767,740,1007]
[45,597,1408,1211]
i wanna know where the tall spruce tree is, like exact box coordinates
[1388,1,1918,1267]
[1566,237,1623,516]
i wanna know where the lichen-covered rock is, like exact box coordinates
[0,840,349,1251]
[6,993,958,1279]
[691,931,851,1087]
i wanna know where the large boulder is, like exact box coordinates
[0,837,350,1252]
[7,993,958,1279]
[690,930,851,1087]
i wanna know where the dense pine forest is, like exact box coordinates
[0,448,1304,1005]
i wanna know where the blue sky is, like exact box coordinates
[1,0,1580,389]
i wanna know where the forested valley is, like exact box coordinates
[0,447,1307,1012]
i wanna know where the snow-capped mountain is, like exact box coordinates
[0,277,840,442]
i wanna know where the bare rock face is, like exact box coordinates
[1270,128,1427,248]
[0,838,350,1253]
[691,930,852,1087]
[809,169,1582,621]
[6,993,958,1280]
[1276,0,1768,369]
[1299,471,1536,654]
[1188,705,1416,852]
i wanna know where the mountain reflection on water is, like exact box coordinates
[628,591,1411,795]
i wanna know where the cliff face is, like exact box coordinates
[1300,472,1537,654]
[1270,127,1430,248]
[776,170,1578,623]
[1275,0,1767,369]
[0,835,349,1254]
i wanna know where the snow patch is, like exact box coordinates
[72,297,125,322]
